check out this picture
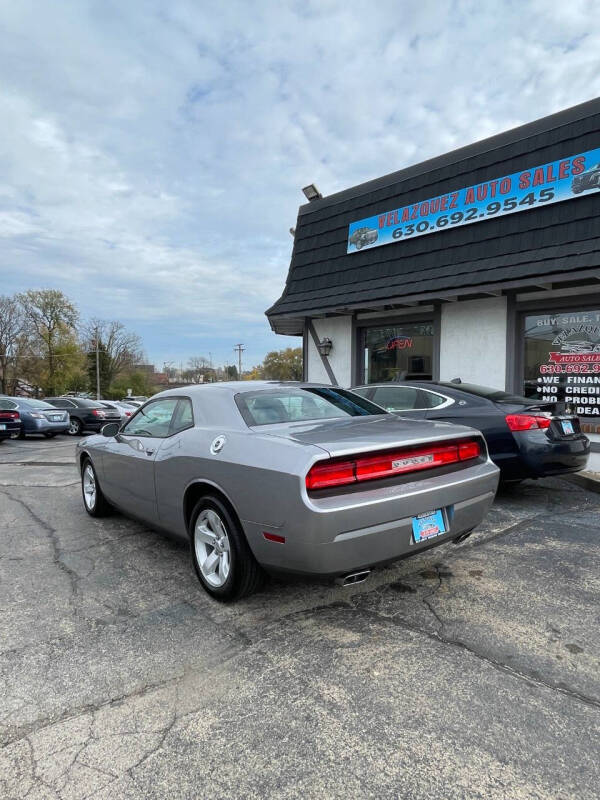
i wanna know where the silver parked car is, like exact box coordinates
[100,400,138,425]
[76,382,499,601]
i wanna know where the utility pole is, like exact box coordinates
[233,343,245,379]
[95,327,101,400]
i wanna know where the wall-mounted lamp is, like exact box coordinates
[302,183,323,201]
[317,337,333,356]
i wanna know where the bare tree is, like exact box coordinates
[18,289,79,395]
[185,355,213,383]
[82,319,143,392]
[0,295,25,394]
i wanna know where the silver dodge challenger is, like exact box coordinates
[76,382,499,601]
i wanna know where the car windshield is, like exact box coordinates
[236,387,387,426]
[438,382,533,404]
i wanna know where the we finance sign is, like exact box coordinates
[347,148,600,254]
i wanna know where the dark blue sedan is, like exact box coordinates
[0,397,70,438]
[352,381,590,482]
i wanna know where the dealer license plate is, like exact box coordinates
[412,509,446,543]
[0,424,6,430]
[561,420,575,435]
[50,415,62,421]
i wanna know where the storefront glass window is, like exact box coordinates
[523,309,600,434]
[364,323,433,383]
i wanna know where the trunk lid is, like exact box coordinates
[257,414,480,458]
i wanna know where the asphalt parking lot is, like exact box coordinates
[1,437,599,799]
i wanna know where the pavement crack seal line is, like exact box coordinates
[0,461,77,467]
[420,563,445,634]
[1,487,82,619]
[0,624,251,750]
[346,602,600,713]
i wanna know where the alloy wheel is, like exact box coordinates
[83,464,96,511]
[194,508,231,588]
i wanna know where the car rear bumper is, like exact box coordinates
[496,431,590,479]
[26,419,70,434]
[0,424,21,439]
[243,460,499,576]
[82,418,120,431]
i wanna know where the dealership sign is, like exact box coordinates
[347,147,600,253]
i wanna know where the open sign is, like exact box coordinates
[387,336,413,350]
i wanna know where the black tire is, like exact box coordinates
[68,417,83,436]
[189,495,264,601]
[44,432,57,439]
[81,457,112,517]
[17,429,26,440]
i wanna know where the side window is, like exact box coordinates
[170,398,194,434]
[0,399,17,410]
[372,386,419,411]
[418,391,450,409]
[122,399,179,438]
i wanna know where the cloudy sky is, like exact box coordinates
[1,1,599,371]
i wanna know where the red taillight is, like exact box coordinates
[306,438,481,491]
[458,441,481,460]
[91,409,106,418]
[505,414,551,432]
[0,411,19,420]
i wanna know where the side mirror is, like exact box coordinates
[101,422,120,437]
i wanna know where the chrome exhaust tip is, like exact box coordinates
[335,570,371,587]
[453,531,472,544]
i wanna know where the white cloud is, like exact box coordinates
[0,0,599,366]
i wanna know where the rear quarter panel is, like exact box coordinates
[153,426,324,539]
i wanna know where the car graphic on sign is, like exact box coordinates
[571,163,600,194]
[561,340,600,353]
[349,227,378,250]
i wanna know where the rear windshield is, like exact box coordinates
[19,399,55,409]
[235,387,387,426]
[439,382,533,404]
[73,398,104,408]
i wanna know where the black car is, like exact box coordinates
[571,163,600,194]
[0,406,21,442]
[0,397,70,438]
[352,381,590,481]
[44,396,121,435]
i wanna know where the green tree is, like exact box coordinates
[225,365,238,380]
[262,347,303,381]
[107,370,154,400]
[17,289,80,395]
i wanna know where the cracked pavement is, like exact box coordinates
[0,437,599,799]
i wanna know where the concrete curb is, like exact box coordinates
[565,472,600,495]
